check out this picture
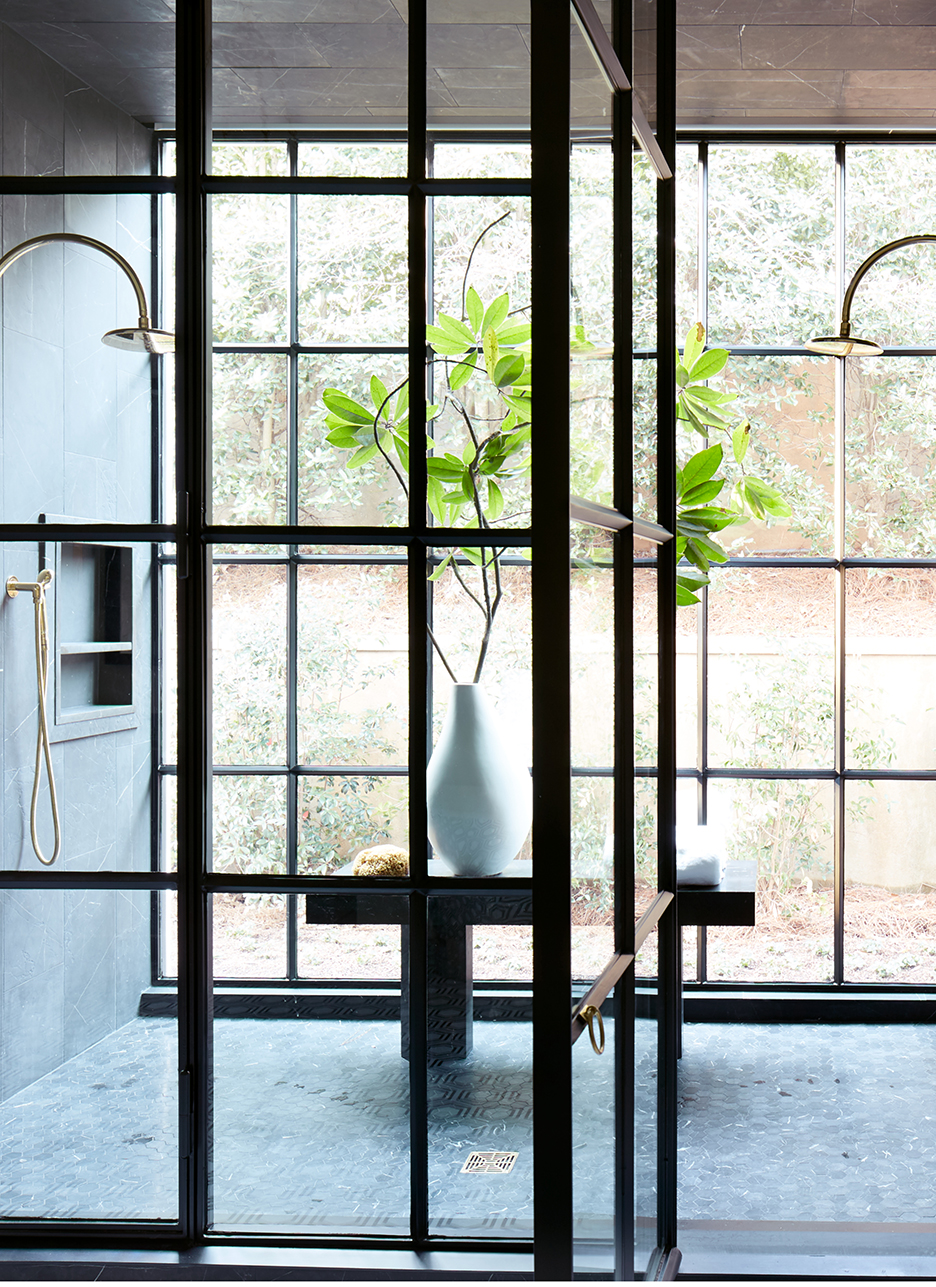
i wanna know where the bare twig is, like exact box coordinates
[427,626,459,684]
[460,210,512,321]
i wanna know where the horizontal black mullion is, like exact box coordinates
[678,127,936,145]
[673,766,936,782]
[203,177,531,197]
[0,871,177,890]
[1,524,174,543]
[205,875,534,895]
[212,344,409,356]
[0,177,174,195]
[209,764,409,776]
[202,525,534,546]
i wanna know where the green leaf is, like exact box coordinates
[395,381,409,419]
[501,392,531,418]
[347,442,381,468]
[325,427,364,449]
[426,326,469,355]
[682,322,706,372]
[462,440,476,465]
[428,551,453,582]
[679,443,724,494]
[486,478,505,521]
[427,476,445,523]
[677,397,711,436]
[436,312,477,345]
[496,321,532,345]
[744,475,793,518]
[676,362,689,388]
[732,420,751,464]
[483,327,500,383]
[465,286,483,332]
[686,385,737,406]
[680,478,725,507]
[480,292,510,335]
[322,389,373,425]
[680,390,730,429]
[426,457,464,481]
[449,359,475,391]
[493,353,525,388]
[370,374,389,411]
[687,347,729,381]
[459,546,483,566]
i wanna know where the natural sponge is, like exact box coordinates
[352,844,410,877]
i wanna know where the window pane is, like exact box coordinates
[846,568,935,771]
[572,775,614,980]
[212,775,287,877]
[212,194,289,344]
[845,780,936,984]
[298,142,406,178]
[298,776,408,878]
[846,145,936,351]
[433,141,530,179]
[707,144,835,348]
[845,355,936,557]
[211,902,409,1235]
[676,143,699,340]
[213,893,286,980]
[212,353,288,526]
[296,561,407,767]
[299,353,409,528]
[706,779,834,984]
[707,568,835,771]
[213,142,289,176]
[297,196,408,345]
[0,888,178,1221]
[213,562,287,766]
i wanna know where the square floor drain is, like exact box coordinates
[461,1151,518,1175]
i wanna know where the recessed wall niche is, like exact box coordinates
[52,541,135,739]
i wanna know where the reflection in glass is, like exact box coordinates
[0,889,177,1221]
[212,562,287,765]
[297,197,408,345]
[706,780,834,984]
[846,568,934,771]
[707,145,835,347]
[211,910,409,1235]
[845,780,936,984]
[212,353,288,525]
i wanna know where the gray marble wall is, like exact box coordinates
[0,23,158,1099]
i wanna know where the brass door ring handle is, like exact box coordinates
[578,1003,605,1054]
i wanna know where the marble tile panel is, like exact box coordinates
[853,0,936,22]
[2,330,64,522]
[741,24,936,72]
[844,68,936,109]
[61,736,118,863]
[426,23,529,70]
[117,115,154,176]
[677,69,846,113]
[677,1,853,21]
[212,23,330,70]
[81,66,175,122]
[677,26,743,72]
[4,2,174,21]
[63,76,119,177]
[2,111,64,180]
[0,225,64,346]
[1,888,65,988]
[62,452,117,522]
[113,889,150,1019]
[0,965,64,1099]
[63,889,116,1058]
[2,27,65,147]
[420,0,529,20]
[1,193,65,254]
[213,66,408,113]
[213,0,403,20]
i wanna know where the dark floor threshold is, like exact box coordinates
[139,988,534,1022]
[634,989,936,1023]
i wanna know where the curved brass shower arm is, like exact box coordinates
[0,232,152,328]
[838,233,936,338]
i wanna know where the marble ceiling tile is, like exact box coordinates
[742,24,936,70]
[212,24,330,70]
[852,0,936,23]
[677,26,743,70]
[677,68,846,111]
[211,0,403,21]
[844,68,936,107]
[434,67,530,108]
[426,24,530,70]
[2,1,173,18]
[10,22,174,68]
[676,1,854,22]
[412,1,529,21]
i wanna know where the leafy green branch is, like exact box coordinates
[676,322,793,605]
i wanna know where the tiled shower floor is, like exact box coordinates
[0,1016,614,1237]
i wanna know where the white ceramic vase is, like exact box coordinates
[426,683,532,877]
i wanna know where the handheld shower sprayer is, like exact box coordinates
[6,570,61,866]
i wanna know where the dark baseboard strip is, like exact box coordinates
[139,988,534,1022]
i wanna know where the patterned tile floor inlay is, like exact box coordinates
[0,1016,615,1236]
[677,1022,936,1224]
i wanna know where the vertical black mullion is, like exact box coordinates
[407,0,429,1249]
[614,0,634,1273]
[695,140,710,983]
[531,5,571,1280]
[833,140,847,987]
[175,0,212,1242]
[655,0,679,1259]
[286,137,300,981]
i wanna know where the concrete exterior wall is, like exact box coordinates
[0,24,156,1099]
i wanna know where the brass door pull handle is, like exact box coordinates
[578,1004,605,1054]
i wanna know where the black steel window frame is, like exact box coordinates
[653,131,936,994]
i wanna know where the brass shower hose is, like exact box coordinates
[6,570,61,865]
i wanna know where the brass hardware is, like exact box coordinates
[578,1003,605,1055]
[5,570,61,866]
